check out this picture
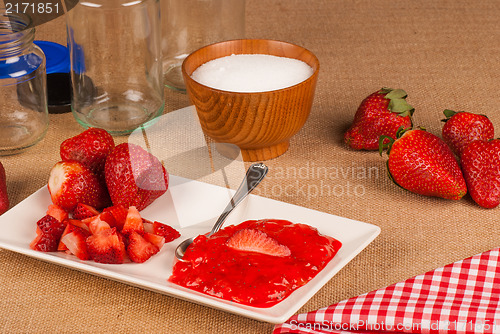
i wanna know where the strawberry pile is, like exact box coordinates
[345,88,500,209]
[31,128,179,263]
[30,203,180,263]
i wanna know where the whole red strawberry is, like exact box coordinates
[461,139,500,208]
[48,161,111,212]
[105,143,168,211]
[344,87,414,150]
[0,161,9,215]
[441,109,494,157]
[60,128,115,180]
[380,128,467,200]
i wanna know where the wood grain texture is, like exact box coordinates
[182,39,320,161]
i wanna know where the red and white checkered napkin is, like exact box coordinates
[274,248,500,334]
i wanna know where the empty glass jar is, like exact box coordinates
[0,10,49,155]
[161,0,246,91]
[66,0,164,135]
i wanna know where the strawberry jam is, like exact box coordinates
[169,219,342,307]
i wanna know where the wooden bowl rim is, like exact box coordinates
[181,38,320,95]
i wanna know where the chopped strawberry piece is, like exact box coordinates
[72,203,100,220]
[142,219,154,233]
[46,204,69,222]
[58,222,78,251]
[30,233,59,252]
[121,206,144,235]
[86,228,127,264]
[67,218,90,232]
[88,215,111,235]
[226,229,291,257]
[102,205,128,229]
[126,231,159,263]
[143,232,165,249]
[36,214,67,241]
[61,227,91,260]
[98,211,118,228]
[30,215,67,252]
[153,221,180,242]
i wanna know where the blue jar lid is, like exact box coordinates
[34,40,70,74]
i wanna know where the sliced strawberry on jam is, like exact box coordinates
[226,228,291,257]
[121,206,144,235]
[86,228,127,264]
[46,204,69,222]
[61,227,91,260]
[126,231,159,263]
[72,203,100,220]
[152,221,180,242]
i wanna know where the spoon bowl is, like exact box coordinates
[174,163,268,261]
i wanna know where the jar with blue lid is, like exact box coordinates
[0,9,48,155]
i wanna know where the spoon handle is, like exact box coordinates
[208,163,268,236]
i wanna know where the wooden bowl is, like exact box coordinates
[182,39,320,161]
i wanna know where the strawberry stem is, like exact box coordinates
[378,135,395,156]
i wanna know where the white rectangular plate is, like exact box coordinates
[0,175,380,324]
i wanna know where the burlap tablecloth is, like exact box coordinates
[1,0,500,333]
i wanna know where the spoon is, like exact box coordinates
[174,162,268,261]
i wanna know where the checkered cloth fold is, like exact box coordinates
[274,248,500,334]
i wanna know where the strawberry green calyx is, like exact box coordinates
[442,109,460,120]
[378,126,412,155]
[380,87,415,117]
[442,109,489,122]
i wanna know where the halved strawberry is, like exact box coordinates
[126,231,159,263]
[61,227,91,260]
[46,204,69,222]
[48,161,111,212]
[226,228,291,257]
[73,203,100,220]
[86,228,127,264]
[121,206,144,235]
[88,215,111,235]
[152,221,180,242]
[143,232,165,249]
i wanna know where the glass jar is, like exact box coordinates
[66,0,164,135]
[161,0,246,92]
[0,10,49,155]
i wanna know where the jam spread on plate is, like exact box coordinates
[169,219,342,307]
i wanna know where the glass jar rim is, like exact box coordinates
[0,10,35,57]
